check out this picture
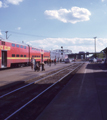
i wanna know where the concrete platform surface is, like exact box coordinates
[36,63,107,120]
[0,62,72,87]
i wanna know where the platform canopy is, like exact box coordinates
[102,47,107,53]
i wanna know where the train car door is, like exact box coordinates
[41,54,43,62]
[2,51,7,67]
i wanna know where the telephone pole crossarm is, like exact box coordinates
[5,31,8,39]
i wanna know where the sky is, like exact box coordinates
[0,0,107,53]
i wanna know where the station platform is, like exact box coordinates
[36,63,107,120]
[0,62,73,87]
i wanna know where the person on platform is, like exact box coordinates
[33,59,37,71]
[36,62,40,71]
[47,59,49,65]
[41,61,45,71]
[49,59,51,66]
[31,57,33,70]
[54,59,56,65]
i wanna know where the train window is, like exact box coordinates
[24,55,26,57]
[20,45,23,48]
[32,48,36,50]
[16,54,19,57]
[16,44,19,48]
[21,55,23,57]
[12,43,15,47]
[12,54,15,57]
[24,46,26,49]
[1,41,5,45]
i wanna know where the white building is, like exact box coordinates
[51,49,72,61]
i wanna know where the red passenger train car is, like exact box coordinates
[0,38,50,68]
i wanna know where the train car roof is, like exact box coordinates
[0,37,50,52]
[0,38,28,47]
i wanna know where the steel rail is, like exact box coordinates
[0,63,78,98]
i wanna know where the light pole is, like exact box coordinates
[94,37,97,58]
[61,46,63,61]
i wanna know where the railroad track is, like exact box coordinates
[0,63,77,98]
[0,63,83,120]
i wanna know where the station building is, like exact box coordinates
[51,49,72,61]
[102,47,107,64]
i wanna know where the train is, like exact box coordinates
[0,38,50,68]
[0,38,68,69]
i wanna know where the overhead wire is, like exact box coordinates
[1,31,95,38]
[1,31,49,38]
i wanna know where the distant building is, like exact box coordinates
[79,51,85,54]
[78,51,85,59]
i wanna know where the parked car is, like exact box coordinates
[97,58,102,62]
[65,58,70,63]
[93,58,97,62]
[89,58,93,62]
[89,58,97,62]
[72,58,76,62]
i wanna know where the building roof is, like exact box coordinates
[102,47,107,53]
[53,49,72,54]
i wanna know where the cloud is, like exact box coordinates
[0,1,2,8]
[17,27,21,30]
[0,0,23,8]
[0,30,2,35]
[28,37,106,53]
[44,7,91,24]
[102,0,105,2]
[6,0,23,5]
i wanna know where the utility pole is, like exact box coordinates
[94,37,97,58]
[5,31,8,39]
[61,46,63,61]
